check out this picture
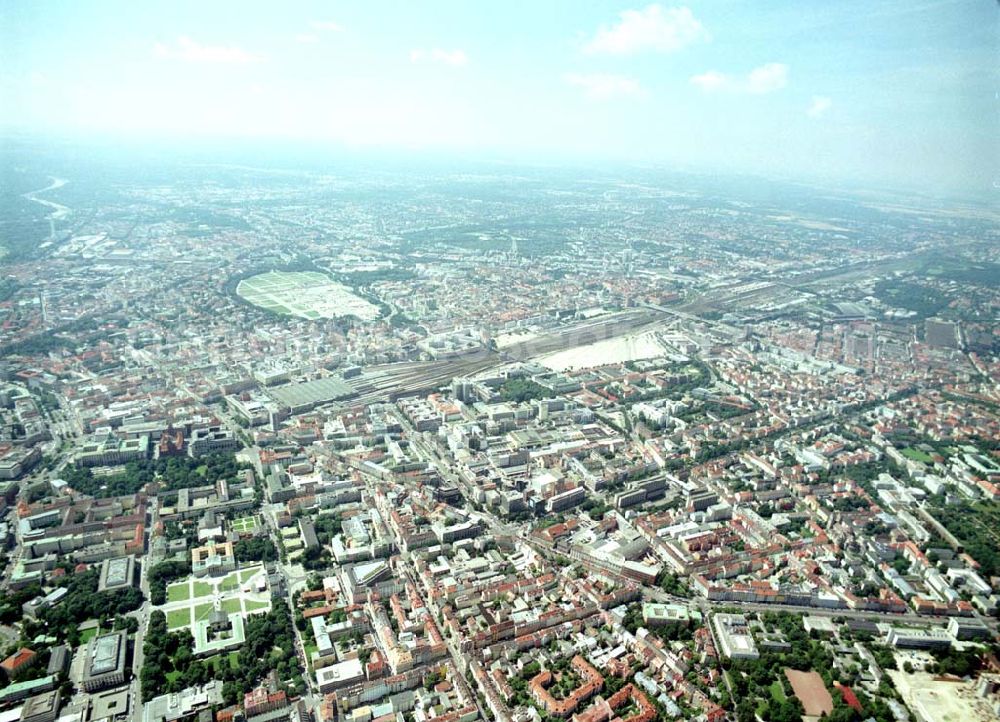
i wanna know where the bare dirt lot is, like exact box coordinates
[784,668,833,717]
[888,669,1000,722]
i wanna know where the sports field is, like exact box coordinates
[784,669,833,717]
[236,271,380,321]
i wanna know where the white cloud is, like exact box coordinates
[410,48,468,66]
[153,36,260,64]
[690,63,788,94]
[297,20,341,44]
[310,21,343,32]
[689,70,727,92]
[564,73,645,101]
[585,4,707,55]
[807,95,833,117]
[746,63,788,94]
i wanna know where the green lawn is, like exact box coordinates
[203,654,236,673]
[79,626,100,643]
[245,600,270,612]
[232,516,258,533]
[219,573,240,592]
[239,568,260,583]
[192,581,213,598]
[901,447,934,463]
[167,582,190,603]
[193,603,214,622]
[303,642,318,671]
[221,598,243,614]
[166,670,183,684]
[166,609,190,630]
[769,680,787,702]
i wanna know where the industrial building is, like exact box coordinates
[885,627,952,651]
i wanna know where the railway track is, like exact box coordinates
[343,309,664,406]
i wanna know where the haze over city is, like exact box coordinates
[2,0,997,193]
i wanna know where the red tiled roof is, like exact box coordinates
[0,648,37,673]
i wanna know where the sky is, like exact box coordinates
[1,0,997,196]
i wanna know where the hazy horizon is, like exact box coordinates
[2,1,997,197]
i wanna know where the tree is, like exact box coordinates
[141,610,196,701]
[114,615,139,634]
[148,560,191,605]
[234,537,278,563]
[499,379,554,403]
[35,568,143,642]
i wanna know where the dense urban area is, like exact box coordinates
[1,147,999,722]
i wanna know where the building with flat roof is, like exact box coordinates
[88,687,130,722]
[45,645,69,678]
[21,588,68,621]
[266,377,355,414]
[20,689,60,722]
[546,487,585,514]
[142,680,224,722]
[98,557,135,593]
[188,427,239,458]
[803,616,837,635]
[0,445,42,480]
[947,617,992,641]
[316,659,365,694]
[82,632,128,692]
[0,675,57,706]
[885,627,952,651]
[712,614,759,660]
[641,603,692,627]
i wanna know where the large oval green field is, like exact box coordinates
[235,270,380,321]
